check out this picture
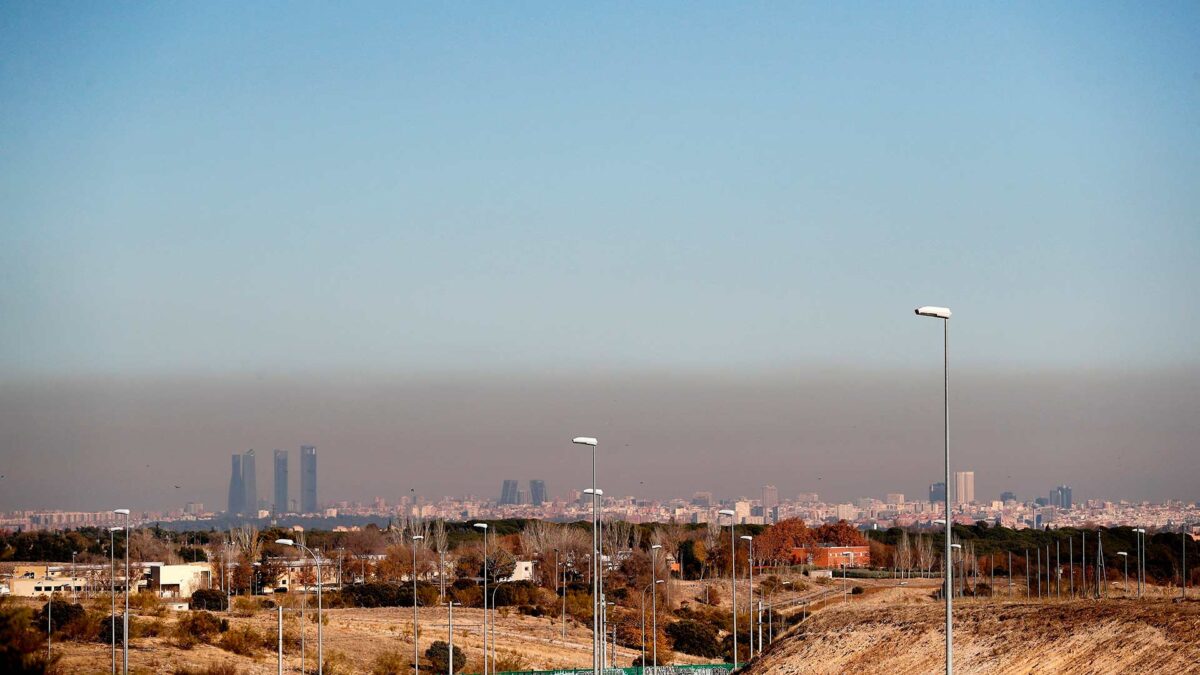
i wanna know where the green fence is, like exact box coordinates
[488,665,734,675]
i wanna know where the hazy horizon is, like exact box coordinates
[2,5,1198,515]
[2,366,1196,512]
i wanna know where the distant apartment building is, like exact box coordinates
[529,480,547,506]
[886,493,905,505]
[762,485,779,522]
[929,482,947,504]
[273,449,289,514]
[691,492,713,507]
[300,445,318,513]
[1000,491,1017,503]
[796,492,819,503]
[954,471,975,505]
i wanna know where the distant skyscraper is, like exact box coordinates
[1000,491,1017,503]
[761,485,779,513]
[227,454,244,515]
[300,445,317,513]
[273,449,289,514]
[954,471,975,505]
[929,481,947,505]
[500,479,520,505]
[691,492,713,508]
[242,450,257,516]
[1050,485,1073,509]
[529,480,547,506]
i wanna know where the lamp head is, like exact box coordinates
[718,509,736,517]
[474,523,488,530]
[1117,551,1128,556]
[740,535,753,541]
[584,488,603,495]
[109,526,123,532]
[275,538,295,546]
[113,508,130,515]
[914,306,952,319]
[651,544,662,550]
[412,535,424,541]
[572,437,598,447]
[655,579,665,584]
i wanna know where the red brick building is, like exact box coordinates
[789,544,871,568]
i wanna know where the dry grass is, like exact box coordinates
[745,588,1200,675]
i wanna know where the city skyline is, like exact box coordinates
[1,365,1195,512]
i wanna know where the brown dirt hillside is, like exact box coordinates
[744,592,1200,675]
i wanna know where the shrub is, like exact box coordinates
[218,624,262,656]
[190,589,228,612]
[37,600,85,634]
[425,640,465,673]
[492,580,540,607]
[0,604,56,674]
[492,651,529,671]
[173,611,222,649]
[172,665,241,675]
[231,597,259,617]
[60,610,103,642]
[131,592,164,616]
[852,586,865,595]
[666,619,721,658]
[98,615,125,643]
[369,651,411,675]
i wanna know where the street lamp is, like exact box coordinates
[950,544,962,599]
[841,551,855,603]
[113,508,130,675]
[719,509,738,668]
[915,304,953,675]
[741,535,755,656]
[108,526,122,675]
[650,544,663,671]
[1135,528,1146,597]
[412,534,424,675]
[473,523,489,675]
[276,539,323,674]
[584,486,605,670]
[445,600,460,675]
[573,436,599,675]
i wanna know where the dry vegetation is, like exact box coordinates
[745,587,1200,675]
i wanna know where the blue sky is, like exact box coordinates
[2,2,1198,376]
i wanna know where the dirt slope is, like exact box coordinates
[744,591,1200,675]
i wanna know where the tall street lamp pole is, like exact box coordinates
[473,523,489,675]
[276,539,323,674]
[412,534,424,674]
[113,509,131,675]
[584,486,604,671]
[915,304,952,675]
[651,544,663,672]
[1117,552,1128,594]
[740,536,754,656]
[108,526,122,675]
[718,509,737,669]
[573,436,599,675]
